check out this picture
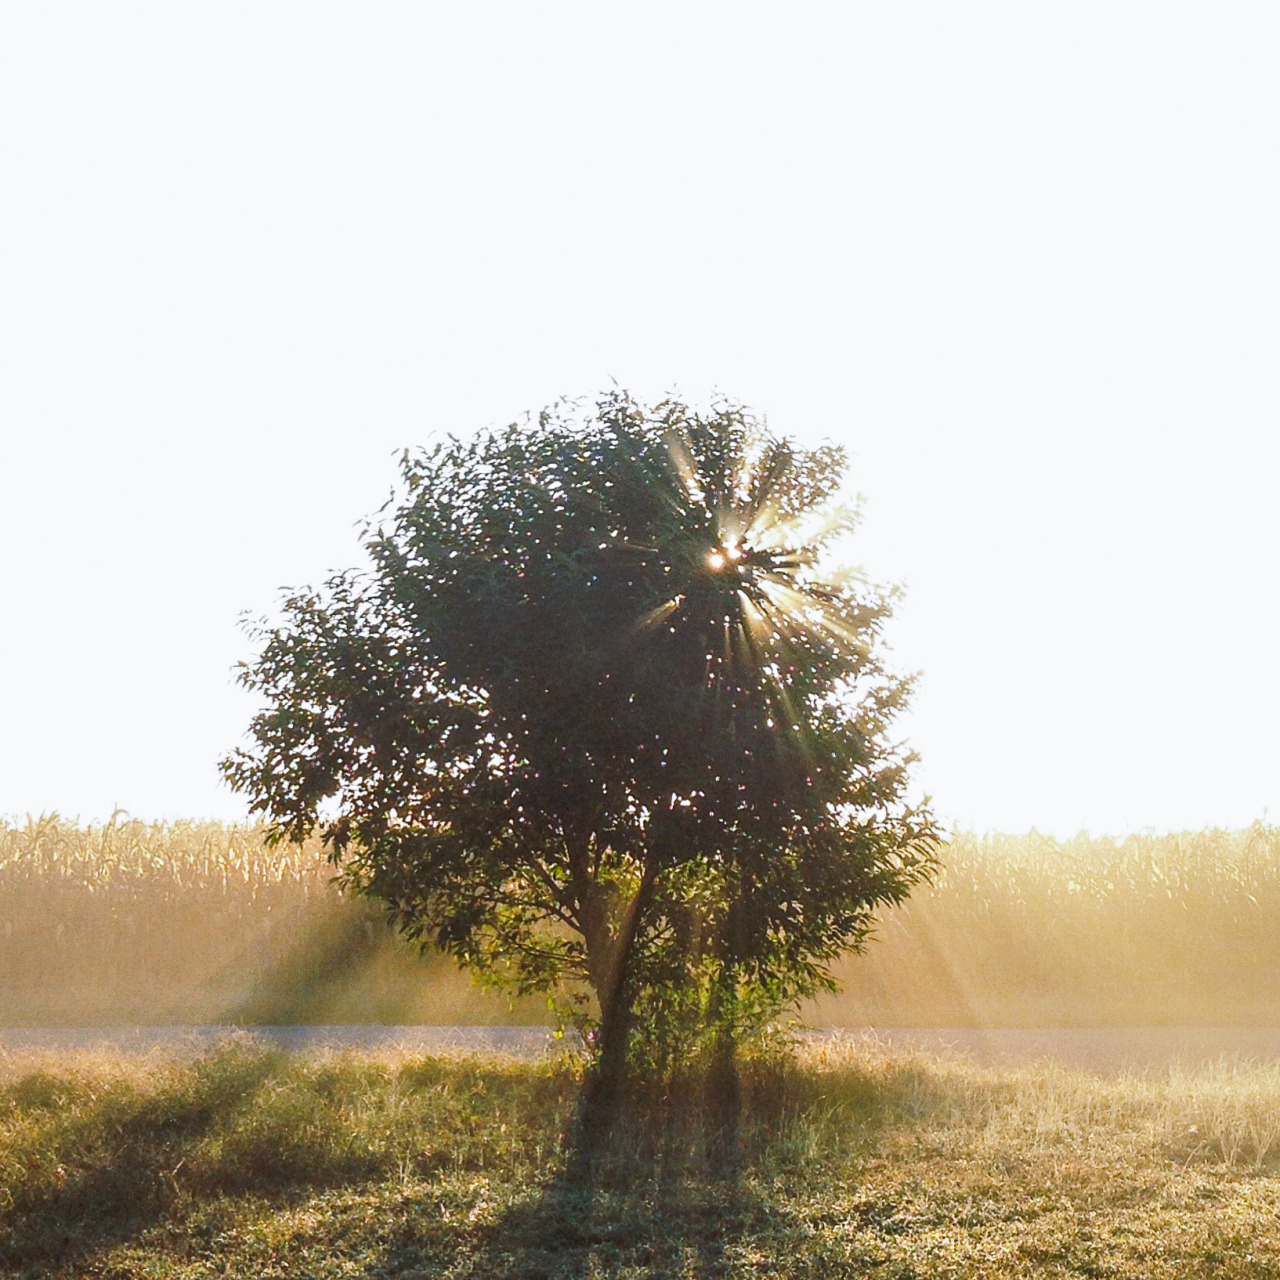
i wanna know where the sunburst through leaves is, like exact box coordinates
[624,413,871,759]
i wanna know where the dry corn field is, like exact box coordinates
[0,815,511,1026]
[820,823,1280,1027]
[3,816,1279,1027]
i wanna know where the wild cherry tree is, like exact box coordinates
[222,391,937,1130]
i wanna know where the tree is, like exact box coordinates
[222,391,937,1136]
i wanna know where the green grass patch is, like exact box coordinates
[1,1036,1278,1277]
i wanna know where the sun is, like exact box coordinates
[618,423,866,744]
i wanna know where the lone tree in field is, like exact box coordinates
[223,391,937,1129]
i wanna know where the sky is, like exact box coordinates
[2,3,1278,838]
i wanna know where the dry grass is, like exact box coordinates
[0,1037,1278,1277]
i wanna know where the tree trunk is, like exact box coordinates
[571,859,659,1168]
[706,960,742,1177]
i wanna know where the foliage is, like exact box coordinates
[221,392,937,1060]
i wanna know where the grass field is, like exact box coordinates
[3,816,1279,1028]
[1,1036,1278,1278]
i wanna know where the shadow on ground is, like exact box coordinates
[0,1045,282,1277]
[471,1179,781,1279]
[366,1161,798,1280]
[0,1047,899,1277]
[367,1080,839,1280]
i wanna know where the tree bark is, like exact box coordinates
[571,858,659,1167]
[706,961,742,1177]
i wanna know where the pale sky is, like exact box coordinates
[3,3,1277,838]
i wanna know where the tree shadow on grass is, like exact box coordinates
[0,1041,282,1278]
[463,1177,775,1279]
[415,1047,911,1280]
[384,1075,809,1280]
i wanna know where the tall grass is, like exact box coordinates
[3,816,1279,1026]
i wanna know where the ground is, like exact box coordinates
[1,1036,1277,1278]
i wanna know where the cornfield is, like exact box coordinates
[817,823,1280,1026]
[2,816,1279,1026]
[0,814,528,1026]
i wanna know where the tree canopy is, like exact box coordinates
[222,392,937,1087]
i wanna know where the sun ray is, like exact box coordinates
[643,418,875,779]
[745,501,857,559]
[756,578,859,647]
[637,596,683,631]
[664,430,704,502]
